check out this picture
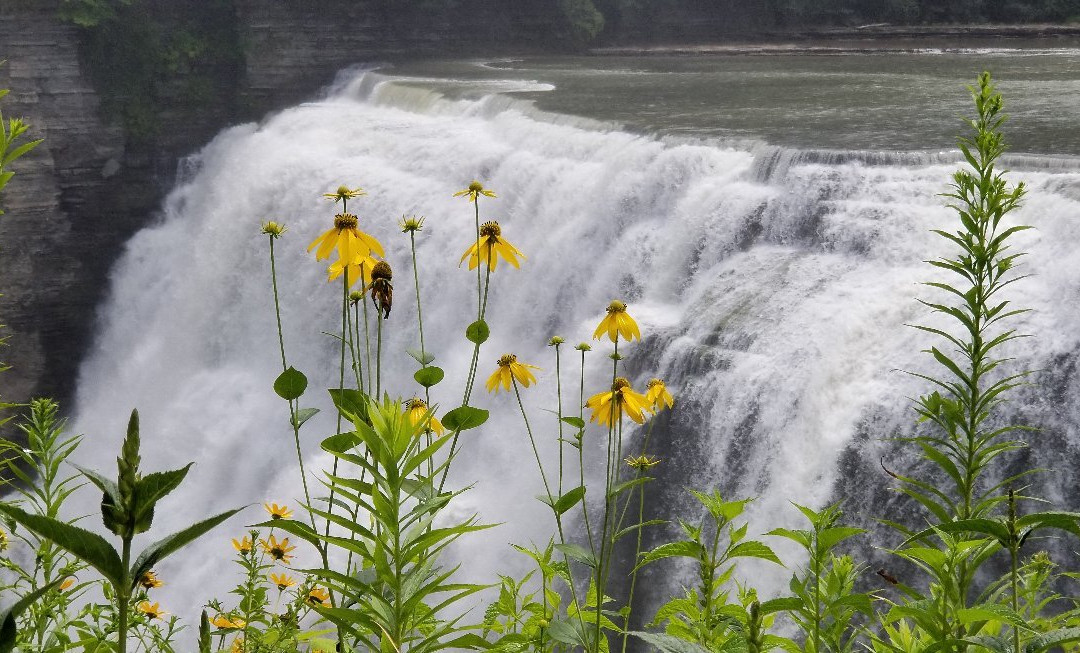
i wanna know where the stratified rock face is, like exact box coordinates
[0,6,127,405]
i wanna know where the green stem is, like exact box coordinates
[409,231,435,474]
[555,344,564,496]
[594,338,619,652]
[118,537,131,653]
[513,378,553,503]
[376,313,384,398]
[619,477,646,653]
[362,267,373,392]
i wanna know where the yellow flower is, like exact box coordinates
[625,454,661,471]
[138,571,163,589]
[264,502,293,520]
[400,215,425,233]
[0,528,7,552]
[575,343,592,352]
[270,572,297,591]
[137,601,167,620]
[260,221,287,238]
[59,578,75,591]
[212,614,246,630]
[366,260,393,318]
[232,536,253,554]
[645,378,674,411]
[548,336,564,347]
[485,354,540,394]
[585,377,652,427]
[232,637,246,653]
[328,253,379,288]
[323,185,366,203]
[404,398,445,435]
[459,221,525,271]
[307,586,330,606]
[593,300,641,342]
[307,213,385,263]
[260,535,296,564]
[453,180,496,202]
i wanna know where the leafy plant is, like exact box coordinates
[0,408,243,652]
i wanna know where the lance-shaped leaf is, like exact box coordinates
[0,504,123,588]
[129,507,244,587]
[131,463,194,534]
[72,463,125,535]
[198,611,212,653]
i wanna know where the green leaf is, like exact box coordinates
[466,320,490,344]
[274,367,308,400]
[130,507,244,587]
[629,631,710,653]
[0,504,124,588]
[291,407,320,429]
[547,620,594,649]
[414,366,445,388]
[407,348,436,365]
[442,406,489,432]
[0,578,67,653]
[956,603,1026,627]
[760,597,803,615]
[328,388,369,422]
[1024,627,1080,653]
[554,543,598,568]
[199,611,211,653]
[639,540,706,567]
[561,416,585,429]
[248,518,322,550]
[553,486,585,515]
[132,463,194,533]
[728,540,782,565]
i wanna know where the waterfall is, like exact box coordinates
[70,69,1080,623]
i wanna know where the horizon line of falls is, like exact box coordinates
[70,69,1080,629]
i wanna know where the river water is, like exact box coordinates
[69,48,1080,630]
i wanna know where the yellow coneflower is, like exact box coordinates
[404,398,445,435]
[453,180,496,202]
[548,336,564,347]
[138,571,163,589]
[625,454,662,471]
[366,260,393,318]
[459,221,525,272]
[586,377,652,427]
[593,300,641,343]
[260,535,296,564]
[328,253,378,288]
[232,536,253,554]
[307,586,330,606]
[260,221,287,238]
[400,215,425,233]
[137,601,167,620]
[212,615,246,630]
[307,213,385,263]
[575,342,592,352]
[264,503,293,520]
[270,572,297,591]
[486,354,540,394]
[323,185,366,203]
[645,378,674,411]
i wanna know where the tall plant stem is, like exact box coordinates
[362,267,373,393]
[376,313,384,398]
[555,343,565,495]
[117,538,131,653]
[325,274,348,541]
[268,237,316,531]
[593,338,619,651]
[409,231,435,473]
[620,481,646,653]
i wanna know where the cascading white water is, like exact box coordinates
[70,68,1080,624]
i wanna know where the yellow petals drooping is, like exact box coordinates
[486,354,540,394]
[232,536,253,554]
[264,503,293,520]
[646,378,674,411]
[586,377,652,427]
[329,253,378,289]
[212,614,246,630]
[138,571,163,589]
[137,601,167,620]
[459,221,525,272]
[625,454,662,471]
[453,180,496,202]
[405,398,445,435]
[270,572,297,591]
[307,586,331,606]
[307,212,385,263]
[593,300,641,343]
[260,535,296,564]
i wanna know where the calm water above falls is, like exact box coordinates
[70,52,1080,626]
